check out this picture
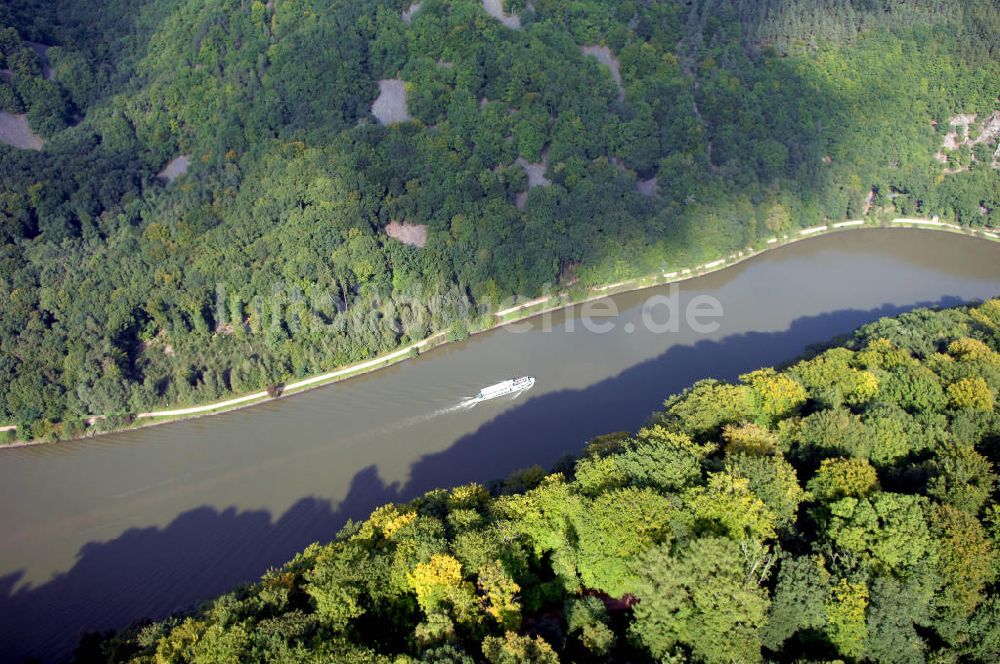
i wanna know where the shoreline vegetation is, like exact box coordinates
[1,219,997,449]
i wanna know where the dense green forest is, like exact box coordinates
[1,0,998,438]
[83,298,1000,662]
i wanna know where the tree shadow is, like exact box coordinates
[0,479,387,664]
[0,297,975,662]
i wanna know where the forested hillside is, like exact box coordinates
[85,298,1000,662]
[1,0,998,439]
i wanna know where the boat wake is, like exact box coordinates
[370,379,535,437]
[412,394,495,418]
[371,399,478,436]
[457,397,481,409]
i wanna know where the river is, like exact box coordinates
[1,228,998,661]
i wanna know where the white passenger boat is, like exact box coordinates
[470,377,535,403]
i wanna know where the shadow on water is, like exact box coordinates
[0,297,975,662]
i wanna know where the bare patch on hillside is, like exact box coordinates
[386,221,428,247]
[581,45,624,101]
[609,156,658,197]
[142,330,176,357]
[483,0,521,29]
[864,188,876,214]
[0,112,43,150]
[936,111,1000,172]
[514,154,550,209]
[158,155,191,183]
[517,157,550,189]
[402,2,422,24]
[372,79,412,125]
[637,176,658,197]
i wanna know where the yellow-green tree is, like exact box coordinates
[808,457,879,502]
[482,632,559,664]
[947,377,994,411]
[931,505,996,624]
[856,338,914,371]
[970,299,1000,333]
[825,578,869,659]
[741,368,808,422]
[826,493,936,575]
[661,379,754,437]
[948,337,1000,364]
[409,554,465,613]
[408,553,482,633]
[686,470,777,542]
[477,562,521,631]
[792,348,879,407]
[571,486,674,596]
[722,422,779,456]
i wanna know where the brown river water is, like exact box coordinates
[1,228,999,661]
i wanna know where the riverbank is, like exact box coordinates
[2,218,997,448]
[0,332,448,449]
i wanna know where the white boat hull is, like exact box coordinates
[469,377,535,404]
